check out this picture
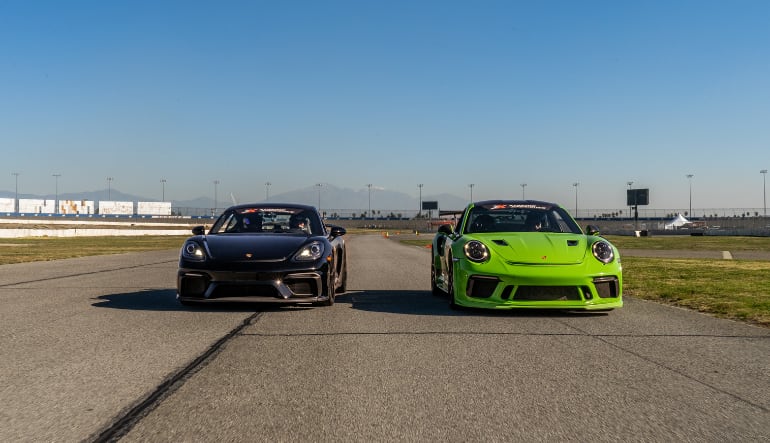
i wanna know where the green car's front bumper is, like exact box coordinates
[452,258,623,310]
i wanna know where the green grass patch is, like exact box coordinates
[621,257,770,327]
[604,235,770,251]
[0,236,188,265]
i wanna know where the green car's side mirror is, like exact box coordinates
[586,225,600,236]
[438,224,453,235]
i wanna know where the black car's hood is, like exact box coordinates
[204,234,314,261]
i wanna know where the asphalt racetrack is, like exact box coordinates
[1,235,768,442]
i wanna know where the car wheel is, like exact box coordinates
[320,271,335,306]
[447,254,461,310]
[430,261,443,297]
[336,251,347,293]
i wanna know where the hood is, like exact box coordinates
[479,233,588,265]
[204,234,312,261]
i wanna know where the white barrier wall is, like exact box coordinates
[137,201,172,216]
[60,200,94,214]
[98,201,134,215]
[0,198,14,212]
[19,199,56,213]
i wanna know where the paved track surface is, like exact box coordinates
[1,235,768,442]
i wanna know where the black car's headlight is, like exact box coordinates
[293,241,324,262]
[182,241,206,261]
[592,240,615,264]
[464,240,490,263]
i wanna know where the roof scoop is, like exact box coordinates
[492,239,508,246]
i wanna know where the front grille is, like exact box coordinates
[513,286,581,301]
[211,284,280,299]
[466,276,499,298]
[594,277,620,298]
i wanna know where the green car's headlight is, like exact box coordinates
[293,241,324,262]
[592,240,615,264]
[464,240,490,263]
[182,241,206,261]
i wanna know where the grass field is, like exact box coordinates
[1,234,768,327]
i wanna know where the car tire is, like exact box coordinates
[320,271,335,306]
[446,254,461,310]
[430,261,443,297]
[336,251,347,293]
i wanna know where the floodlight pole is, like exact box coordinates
[686,174,694,217]
[12,172,19,213]
[573,182,579,218]
[761,170,767,217]
[418,184,423,218]
[213,180,219,216]
[53,173,61,214]
[468,183,474,202]
[366,184,372,217]
[160,179,166,202]
[316,183,323,214]
[265,182,271,201]
[520,183,527,199]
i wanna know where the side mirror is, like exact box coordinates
[438,224,453,235]
[329,226,346,237]
[586,225,601,236]
[192,225,206,236]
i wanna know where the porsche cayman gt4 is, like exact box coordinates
[177,203,346,306]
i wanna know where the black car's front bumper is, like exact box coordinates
[177,266,330,304]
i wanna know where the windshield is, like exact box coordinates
[464,203,581,234]
[209,206,323,235]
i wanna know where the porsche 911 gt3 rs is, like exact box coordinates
[431,200,622,310]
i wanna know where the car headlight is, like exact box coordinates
[293,241,324,262]
[464,240,490,263]
[182,241,206,261]
[592,240,615,264]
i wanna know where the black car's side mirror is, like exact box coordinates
[586,225,601,236]
[438,224,454,235]
[192,225,206,236]
[329,226,346,237]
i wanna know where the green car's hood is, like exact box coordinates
[477,233,589,265]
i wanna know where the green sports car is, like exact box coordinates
[431,200,622,310]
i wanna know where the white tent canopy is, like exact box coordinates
[664,213,690,230]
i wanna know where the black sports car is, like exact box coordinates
[177,203,347,306]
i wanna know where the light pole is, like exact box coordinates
[12,172,19,213]
[213,180,219,215]
[53,173,61,213]
[686,174,694,217]
[418,183,423,218]
[761,169,768,217]
[107,177,113,200]
[520,183,527,199]
[468,183,475,202]
[573,182,579,218]
[627,181,634,219]
[366,184,372,217]
[265,182,271,201]
[160,179,166,202]
[315,183,323,213]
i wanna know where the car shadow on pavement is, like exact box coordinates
[91,289,285,312]
[336,290,611,318]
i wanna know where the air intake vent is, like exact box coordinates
[492,239,508,246]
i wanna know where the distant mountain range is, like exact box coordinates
[0,185,468,212]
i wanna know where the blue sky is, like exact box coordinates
[1,0,769,212]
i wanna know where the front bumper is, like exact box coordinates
[453,260,623,310]
[177,266,330,304]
